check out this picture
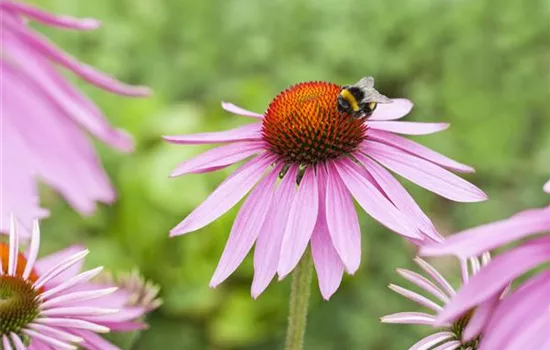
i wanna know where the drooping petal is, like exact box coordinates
[435,237,550,324]
[210,166,279,287]
[414,258,456,297]
[388,284,443,312]
[367,121,449,135]
[380,312,438,325]
[331,159,421,239]
[2,15,150,96]
[0,1,101,30]
[170,153,274,236]
[163,123,263,145]
[368,130,474,173]
[311,165,345,300]
[396,268,449,303]
[277,167,319,279]
[368,98,413,121]
[363,141,487,202]
[355,153,441,241]
[252,166,298,298]
[325,164,361,273]
[170,141,264,176]
[221,101,263,119]
[34,245,86,287]
[70,329,119,350]
[420,207,550,258]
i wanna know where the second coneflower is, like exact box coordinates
[164,77,486,299]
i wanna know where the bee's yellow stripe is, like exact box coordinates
[340,89,360,112]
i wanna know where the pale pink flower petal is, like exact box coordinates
[544,179,550,193]
[34,245,86,287]
[461,291,501,342]
[278,168,319,279]
[163,123,263,145]
[363,141,487,202]
[210,166,279,287]
[367,121,449,135]
[381,312,437,325]
[221,101,263,119]
[368,98,413,121]
[311,165,345,300]
[410,332,455,350]
[170,154,274,236]
[332,159,422,239]
[325,165,361,273]
[0,1,100,30]
[396,268,450,303]
[368,129,475,173]
[170,141,264,176]
[252,166,298,298]
[420,206,550,258]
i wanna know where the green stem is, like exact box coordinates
[284,250,313,350]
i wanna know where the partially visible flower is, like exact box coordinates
[0,216,118,349]
[382,254,495,350]
[0,0,151,236]
[544,179,550,193]
[164,78,486,299]
[94,268,162,312]
[421,206,550,349]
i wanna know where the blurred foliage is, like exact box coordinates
[28,0,550,349]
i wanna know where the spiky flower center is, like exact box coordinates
[0,276,41,336]
[0,243,42,336]
[262,81,367,164]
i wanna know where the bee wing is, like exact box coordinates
[355,76,391,104]
[369,90,392,104]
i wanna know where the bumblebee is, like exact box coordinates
[337,76,391,118]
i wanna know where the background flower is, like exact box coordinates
[421,206,550,349]
[382,254,494,350]
[0,0,150,236]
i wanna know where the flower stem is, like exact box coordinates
[284,250,313,350]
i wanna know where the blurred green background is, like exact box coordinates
[31,0,549,349]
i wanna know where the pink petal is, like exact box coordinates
[414,258,456,297]
[221,101,263,119]
[480,271,550,349]
[366,121,449,135]
[432,341,461,350]
[71,329,118,350]
[331,159,422,239]
[388,284,443,312]
[396,268,449,303]
[210,167,279,287]
[410,332,455,350]
[34,245,85,288]
[435,237,550,324]
[170,141,264,177]
[163,123,262,145]
[355,153,442,242]
[251,166,298,298]
[2,335,12,350]
[325,165,361,273]
[380,312,437,325]
[311,165,345,300]
[170,153,274,236]
[363,141,487,202]
[9,333,26,350]
[0,1,101,30]
[277,167,319,279]
[3,15,150,96]
[420,207,550,258]
[368,129,474,173]
[368,98,413,121]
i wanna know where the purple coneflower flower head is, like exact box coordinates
[0,216,118,349]
[164,79,486,299]
[420,206,550,349]
[382,255,493,350]
[0,0,150,236]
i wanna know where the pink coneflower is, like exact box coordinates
[420,206,550,349]
[0,216,118,349]
[382,255,494,350]
[0,0,150,235]
[164,78,486,299]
